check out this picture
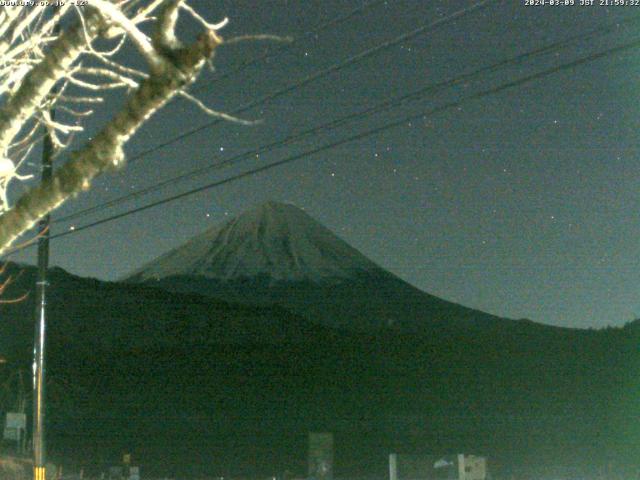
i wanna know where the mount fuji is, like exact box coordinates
[126,201,380,284]
[125,201,522,332]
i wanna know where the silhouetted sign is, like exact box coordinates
[3,412,26,441]
[308,433,333,480]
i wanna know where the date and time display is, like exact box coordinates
[0,0,87,6]
[525,0,640,5]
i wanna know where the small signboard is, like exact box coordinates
[308,433,334,480]
[129,466,140,480]
[108,466,123,480]
[3,412,26,441]
[5,412,26,429]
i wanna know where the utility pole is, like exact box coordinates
[33,103,54,480]
[33,13,60,478]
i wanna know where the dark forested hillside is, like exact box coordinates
[0,263,637,478]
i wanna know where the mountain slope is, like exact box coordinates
[2,202,637,476]
[124,201,529,332]
[0,263,637,477]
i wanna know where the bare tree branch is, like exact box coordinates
[0,27,223,253]
[0,0,250,254]
[0,8,103,154]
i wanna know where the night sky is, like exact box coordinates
[8,0,640,329]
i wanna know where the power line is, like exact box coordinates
[124,0,500,166]
[54,16,640,225]
[30,37,640,249]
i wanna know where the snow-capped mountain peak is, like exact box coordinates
[125,201,380,283]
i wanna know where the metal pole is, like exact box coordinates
[33,105,54,480]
